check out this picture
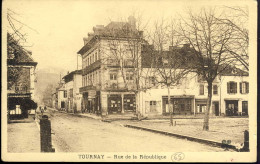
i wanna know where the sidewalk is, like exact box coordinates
[113,117,249,151]
[7,115,40,153]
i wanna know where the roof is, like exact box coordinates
[141,44,249,77]
[7,33,38,66]
[141,44,197,69]
[62,69,82,83]
[77,20,142,55]
[219,65,249,76]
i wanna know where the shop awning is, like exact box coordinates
[8,97,38,110]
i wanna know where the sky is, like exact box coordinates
[4,0,252,73]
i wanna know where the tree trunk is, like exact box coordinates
[168,86,173,126]
[135,92,141,120]
[203,82,212,131]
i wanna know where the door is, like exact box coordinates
[123,94,136,112]
[150,101,157,112]
[108,95,122,114]
[226,100,238,116]
[61,101,65,108]
[213,102,219,116]
[242,101,248,116]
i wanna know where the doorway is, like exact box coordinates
[225,100,238,116]
[108,94,122,114]
[213,101,219,116]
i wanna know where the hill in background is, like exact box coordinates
[34,66,67,105]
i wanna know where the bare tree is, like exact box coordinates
[147,18,190,126]
[7,9,38,89]
[93,15,153,117]
[175,7,246,130]
[218,6,249,71]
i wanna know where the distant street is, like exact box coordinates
[46,109,224,152]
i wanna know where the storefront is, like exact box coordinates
[108,94,122,114]
[8,95,37,120]
[123,94,136,113]
[195,99,207,114]
[162,95,194,115]
[225,100,238,116]
[106,93,136,114]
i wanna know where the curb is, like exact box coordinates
[124,124,238,151]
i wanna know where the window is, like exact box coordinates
[110,74,117,80]
[227,81,237,94]
[93,72,95,85]
[213,85,218,95]
[242,101,248,116]
[197,104,206,113]
[199,84,204,95]
[90,74,93,85]
[126,73,133,80]
[69,89,73,98]
[96,71,99,84]
[150,101,156,106]
[64,91,67,98]
[124,59,134,66]
[107,59,120,66]
[240,82,249,94]
[148,77,156,86]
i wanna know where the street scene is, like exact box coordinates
[3,0,257,162]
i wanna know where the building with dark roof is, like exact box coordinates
[62,70,82,113]
[7,33,38,119]
[77,16,144,116]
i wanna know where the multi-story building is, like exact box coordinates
[78,16,143,115]
[56,81,66,111]
[62,70,82,113]
[219,68,249,116]
[77,18,249,118]
[7,33,38,119]
[139,44,249,117]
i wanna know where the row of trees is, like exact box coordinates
[94,7,248,130]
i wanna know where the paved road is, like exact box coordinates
[47,109,225,152]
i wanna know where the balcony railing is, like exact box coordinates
[82,60,102,75]
[79,85,97,93]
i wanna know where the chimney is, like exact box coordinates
[83,37,88,45]
[128,16,136,29]
[93,25,104,34]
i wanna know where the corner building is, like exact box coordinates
[78,17,143,115]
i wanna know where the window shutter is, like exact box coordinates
[240,82,242,93]
[234,82,237,93]
[227,82,230,93]
[246,82,249,93]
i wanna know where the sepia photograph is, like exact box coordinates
[1,0,257,162]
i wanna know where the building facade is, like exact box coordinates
[78,17,143,116]
[62,70,82,113]
[7,33,38,119]
[76,18,249,118]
